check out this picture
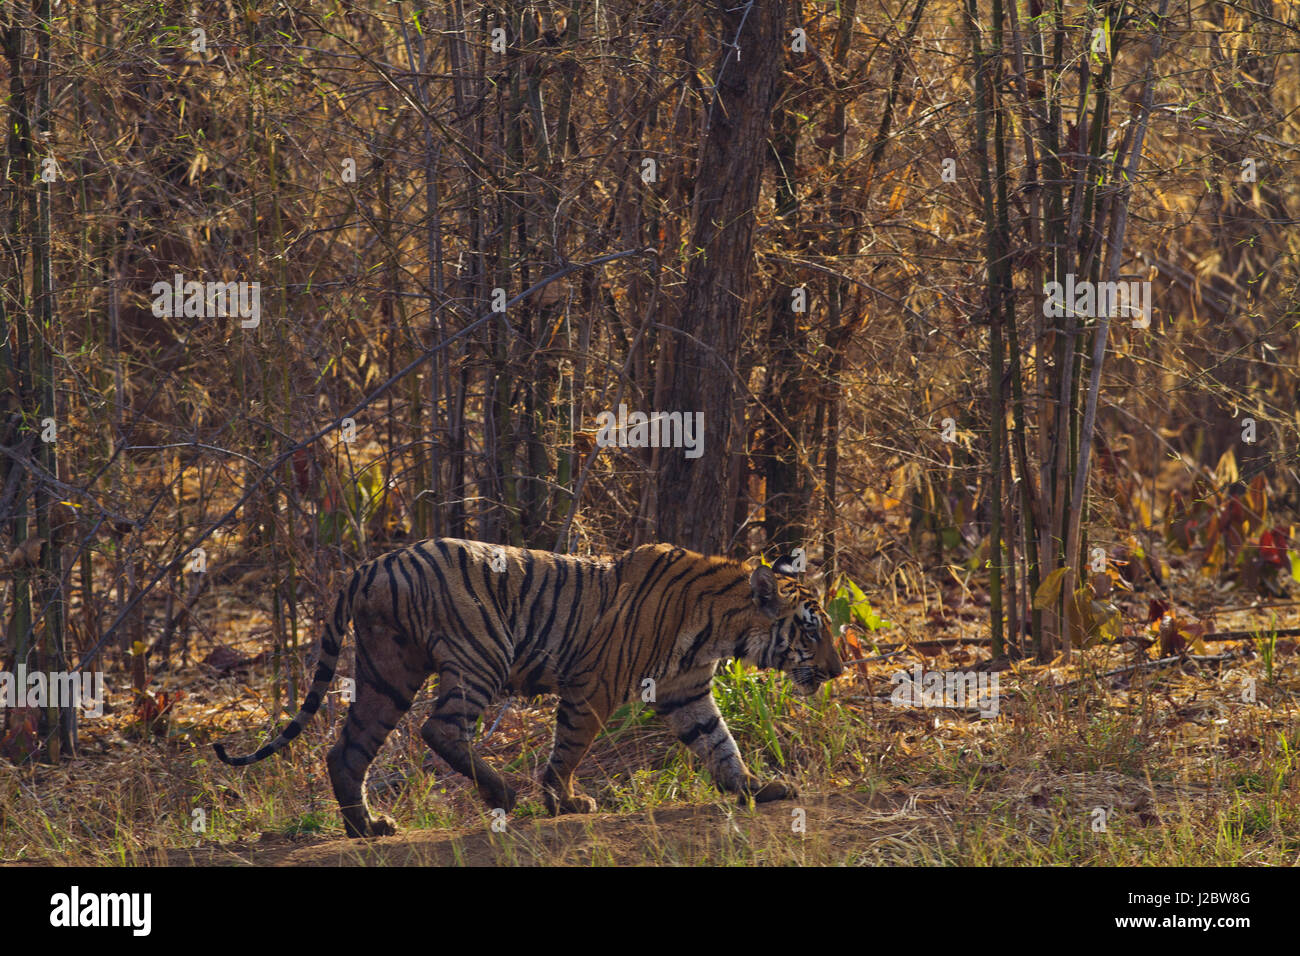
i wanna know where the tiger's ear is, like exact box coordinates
[750,565,783,617]
[771,554,800,577]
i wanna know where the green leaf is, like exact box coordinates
[825,594,853,632]
[834,575,891,631]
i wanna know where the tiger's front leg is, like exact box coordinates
[655,686,798,803]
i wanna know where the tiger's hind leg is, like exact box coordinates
[420,667,515,813]
[327,622,430,838]
[540,698,603,815]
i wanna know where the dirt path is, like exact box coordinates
[157,790,919,866]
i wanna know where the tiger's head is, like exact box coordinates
[747,555,844,696]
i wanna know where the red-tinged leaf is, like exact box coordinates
[1260,528,1287,567]
[1146,599,1171,624]
[1158,614,1184,657]
[292,446,316,495]
[134,689,184,736]
[0,708,39,762]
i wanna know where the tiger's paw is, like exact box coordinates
[485,784,518,814]
[563,793,598,814]
[543,789,598,816]
[739,779,799,804]
[342,809,399,838]
[360,813,398,838]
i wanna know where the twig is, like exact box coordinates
[1201,627,1300,642]
[840,650,908,666]
[1053,650,1240,689]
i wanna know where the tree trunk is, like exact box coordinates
[655,0,787,554]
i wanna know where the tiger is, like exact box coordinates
[214,538,843,838]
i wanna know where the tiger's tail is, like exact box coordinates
[213,571,358,766]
